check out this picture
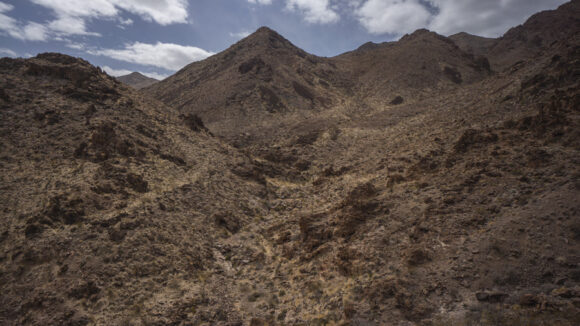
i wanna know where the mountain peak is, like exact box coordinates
[33,52,92,67]
[356,41,380,52]
[254,26,278,35]
[400,28,441,41]
[235,26,297,52]
[126,72,144,77]
[117,72,158,89]
[399,28,458,48]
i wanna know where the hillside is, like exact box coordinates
[145,1,580,324]
[146,27,353,142]
[452,0,580,71]
[146,27,491,144]
[0,53,268,325]
[1,1,579,325]
[334,29,492,105]
[116,72,159,89]
[449,32,497,58]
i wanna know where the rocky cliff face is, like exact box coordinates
[1,1,580,325]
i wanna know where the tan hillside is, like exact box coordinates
[147,27,492,143]
[1,1,579,325]
[0,53,267,325]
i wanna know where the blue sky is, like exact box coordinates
[0,0,568,80]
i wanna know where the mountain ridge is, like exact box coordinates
[452,0,580,70]
[1,2,579,325]
[146,26,492,144]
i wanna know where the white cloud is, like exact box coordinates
[286,0,340,24]
[102,65,133,77]
[113,0,189,25]
[248,0,341,24]
[0,47,17,57]
[354,0,568,37]
[90,41,214,71]
[346,0,363,8]
[248,0,273,4]
[230,31,251,39]
[141,71,169,80]
[356,0,431,35]
[0,2,49,41]
[116,17,133,29]
[30,0,118,19]
[21,22,49,40]
[48,16,100,36]
[27,0,189,37]
[64,42,86,50]
[119,17,133,26]
[30,0,188,25]
[0,2,13,12]
[427,0,568,37]
[2,0,188,41]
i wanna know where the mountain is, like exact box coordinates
[147,27,352,142]
[0,53,268,325]
[146,27,491,144]
[1,1,580,325]
[449,32,497,58]
[116,71,159,89]
[452,0,580,71]
[334,28,492,103]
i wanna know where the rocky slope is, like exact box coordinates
[147,27,353,142]
[452,0,580,71]
[116,72,158,89]
[0,53,268,325]
[145,1,580,325]
[334,28,492,106]
[0,1,579,325]
[449,32,497,58]
[147,27,491,144]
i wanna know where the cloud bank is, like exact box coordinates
[0,0,190,41]
[286,0,340,24]
[356,0,431,35]
[243,0,566,35]
[427,0,567,37]
[0,2,48,41]
[0,47,17,57]
[91,41,214,71]
[31,0,189,34]
[248,0,273,5]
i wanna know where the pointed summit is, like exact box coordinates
[399,28,456,46]
[116,72,158,89]
[234,26,299,52]
[248,26,285,40]
[146,26,343,141]
[253,26,279,36]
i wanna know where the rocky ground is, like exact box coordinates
[0,53,267,325]
[1,1,579,325]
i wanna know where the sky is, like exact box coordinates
[0,0,569,80]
